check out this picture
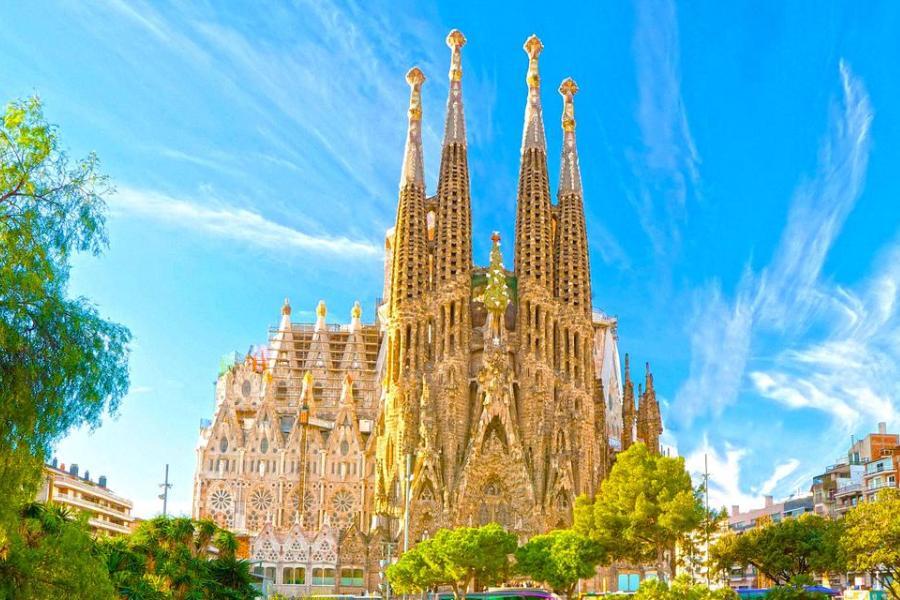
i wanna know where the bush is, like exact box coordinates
[764,577,829,600]
[633,575,738,600]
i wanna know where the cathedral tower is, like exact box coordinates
[377,67,431,516]
[432,29,473,477]
[513,35,558,517]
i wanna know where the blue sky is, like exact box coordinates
[2,1,898,517]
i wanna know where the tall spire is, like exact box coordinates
[390,67,430,311]
[515,34,554,289]
[638,362,662,455]
[558,77,582,195]
[400,67,426,189]
[554,77,592,314]
[521,34,546,151]
[435,30,472,286]
[443,29,466,146]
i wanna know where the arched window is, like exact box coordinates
[260,437,269,454]
[219,437,228,452]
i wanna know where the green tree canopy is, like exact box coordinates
[574,442,704,580]
[709,513,844,586]
[514,530,607,598]
[0,502,116,600]
[99,515,259,599]
[0,96,130,534]
[387,523,517,599]
[841,489,900,600]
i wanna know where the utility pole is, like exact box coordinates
[704,453,710,586]
[159,464,172,516]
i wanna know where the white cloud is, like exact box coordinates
[674,61,874,425]
[629,0,701,256]
[686,438,802,512]
[685,437,756,512]
[750,242,900,432]
[111,186,379,257]
[759,459,800,496]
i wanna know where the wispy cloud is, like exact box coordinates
[759,459,801,496]
[628,0,701,256]
[750,241,900,432]
[72,1,498,239]
[686,438,802,511]
[685,438,756,511]
[674,60,874,425]
[111,186,379,257]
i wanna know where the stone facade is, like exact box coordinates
[193,30,663,597]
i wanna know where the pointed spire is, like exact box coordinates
[400,67,426,189]
[390,67,430,310]
[521,34,546,152]
[444,29,466,146]
[558,77,582,195]
[435,30,472,287]
[515,34,554,289]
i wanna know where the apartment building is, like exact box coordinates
[37,459,134,537]
[724,495,815,589]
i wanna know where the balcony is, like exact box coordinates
[834,483,862,497]
[53,490,133,523]
[88,517,132,536]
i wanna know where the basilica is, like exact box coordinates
[192,30,663,597]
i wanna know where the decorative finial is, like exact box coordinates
[559,78,578,133]
[406,67,426,121]
[316,300,327,318]
[483,232,510,322]
[281,297,292,316]
[351,301,362,320]
[446,29,466,82]
[523,34,543,88]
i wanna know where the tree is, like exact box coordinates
[387,523,517,599]
[574,442,704,580]
[0,502,116,599]
[515,530,607,598]
[0,95,130,536]
[841,488,900,600]
[709,513,844,586]
[98,516,259,599]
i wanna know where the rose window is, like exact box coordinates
[332,490,354,513]
[250,488,274,512]
[209,489,233,511]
